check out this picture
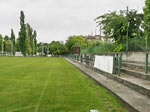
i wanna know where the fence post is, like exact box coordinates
[87,56,89,65]
[113,56,116,74]
[81,55,83,63]
[120,53,123,68]
[85,54,87,64]
[77,55,79,62]
[74,54,76,61]
[145,53,148,73]
[116,53,118,74]
[118,53,122,76]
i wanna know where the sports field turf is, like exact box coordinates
[0,57,129,112]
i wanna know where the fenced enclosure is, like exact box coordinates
[81,37,150,54]
[68,52,150,75]
[68,53,123,75]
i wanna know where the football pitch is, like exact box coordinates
[0,57,129,112]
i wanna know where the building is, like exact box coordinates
[84,35,105,44]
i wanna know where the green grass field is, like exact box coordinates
[0,57,129,112]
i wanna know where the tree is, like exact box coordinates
[16,38,20,52]
[66,35,89,53]
[37,42,49,56]
[26,23,32,55]
[0,34,3,55]
[10,29,16,55]
[95,10,143,42]
[95,9,144,51]
[143,0,150,50]
[49,41,68,56]
[33,30,37,55]
[3,35,10,53]
[18,11,27,56]
[5,40,13,55]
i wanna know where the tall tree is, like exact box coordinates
[66,35,89,53]
[143,0,150,50]
[33,30,37,55]
[26,23,32,55]
[4,35,10,53]
[49,41,68,56]
[10,29,16,55]
[5,40,13,55]
[19,11,27,56]
[0,34,3,55]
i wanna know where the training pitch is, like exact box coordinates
[0,57,129,112]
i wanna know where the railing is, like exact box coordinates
[68,52,149,75]
[68,53,122,76]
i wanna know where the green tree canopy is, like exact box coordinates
[49,41,68,56]
[0,34,3,55]
[95,9,144,43]
[143,0,150,50]
[10,29,16,55]
[19,11,27,56]
[65,35,89,53]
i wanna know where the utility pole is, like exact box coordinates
[126,6,129,52]
[100,25,102,40]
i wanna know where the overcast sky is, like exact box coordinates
[0,0,145,43]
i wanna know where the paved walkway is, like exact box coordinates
[66,58,150,112]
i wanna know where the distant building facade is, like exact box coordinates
[84,35,105,44]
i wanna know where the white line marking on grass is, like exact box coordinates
[7,105,36,112]
[34,64,55,112]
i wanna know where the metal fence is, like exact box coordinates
[68,53,123,76]
[81,37,150,54]
[67,52,150,75]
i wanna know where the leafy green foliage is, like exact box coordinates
[5,40,13,54]
[10,29,16,55]
[37,42,49,56]
[49,41,68,56]
[26,24,37,56]
[94,9,144,52]
[0,34,3,54]
[18,11,37,56]
[95,10,143,41]
[33,30,37,54]
[66,35,89,53]
[19,11,27,56]
[81,40,115,54]
[143,0,150,50]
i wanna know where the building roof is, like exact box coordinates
[85,35,104,40]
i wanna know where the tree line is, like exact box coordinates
[94,0,150,51]
[0,10,87,56]
[0,11,37,56]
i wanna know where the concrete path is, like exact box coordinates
[66,58,150,112]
